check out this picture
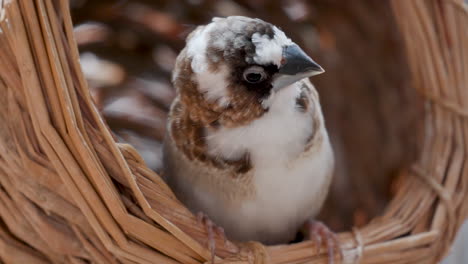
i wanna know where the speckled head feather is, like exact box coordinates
[172,16,298,128]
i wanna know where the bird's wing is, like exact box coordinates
[295,79,327,154]
[165,96,252,176]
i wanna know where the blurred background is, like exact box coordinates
[70,0,423,232]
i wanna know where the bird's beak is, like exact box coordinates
[272,44,324,91]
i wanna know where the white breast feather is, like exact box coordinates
[205,81,333,239]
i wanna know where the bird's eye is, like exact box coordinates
[243,66,267,84]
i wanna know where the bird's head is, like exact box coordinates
[173,16,324,126]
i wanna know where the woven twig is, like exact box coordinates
[0,0,466,263]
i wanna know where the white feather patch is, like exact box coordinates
[186,23,230,106]
[193,64,230,107]
[251,26,293,67]
[186,25,212,73]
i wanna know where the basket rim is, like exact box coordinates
[0,0,466,263]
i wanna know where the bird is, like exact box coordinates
[163,16,337,262]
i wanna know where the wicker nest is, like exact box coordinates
[0,0,467,263]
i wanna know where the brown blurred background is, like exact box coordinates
[71,0,423,232]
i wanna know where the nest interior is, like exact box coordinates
[71,0,421,231]
[0,0,467,264]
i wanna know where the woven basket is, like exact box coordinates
[0,0,467,263]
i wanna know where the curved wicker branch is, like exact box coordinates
[0,0,466,263]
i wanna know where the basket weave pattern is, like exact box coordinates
[0,0,466,263]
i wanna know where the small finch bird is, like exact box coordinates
[163,16,337,261]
